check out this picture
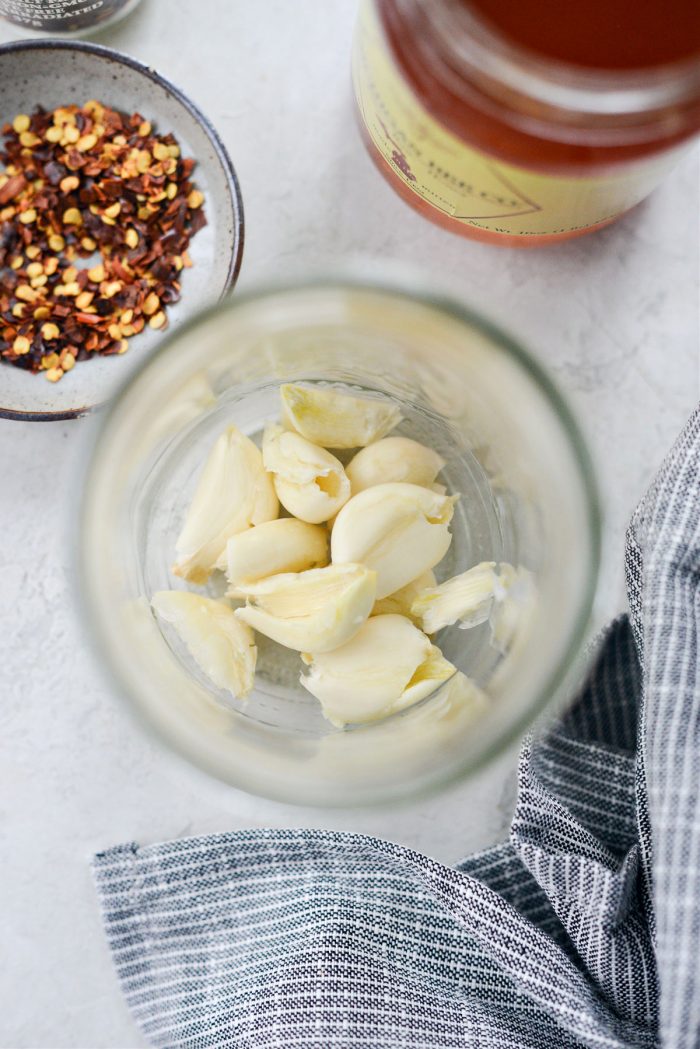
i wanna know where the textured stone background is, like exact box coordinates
[0,2,698,1045]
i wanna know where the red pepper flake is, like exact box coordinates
[0,101,207,381]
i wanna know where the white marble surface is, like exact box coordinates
[0,2,698,1045]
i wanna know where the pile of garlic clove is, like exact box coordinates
[152,383,528,728]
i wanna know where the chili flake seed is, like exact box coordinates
[60,175,79,193]
[62,207,82,225]
[0,100,207,379]
[77,133,98,152]
[142,292,160,316]
[87,263,105,283]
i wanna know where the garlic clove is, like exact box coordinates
[411,561,498,634]
[152,590,256,699]
[300,613,455,727]
[331,482,457,599]
[372,569,436,621]
[280,383,402,449]
[346,436,444,494]
[225,518,329,591]
[410,561,537,649]
[173,425,278,584]
[435,671,490,719]
[262,423,350,523]
[234,562,376,653]
[400,643,457,707]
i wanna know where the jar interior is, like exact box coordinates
[79,282,599,805]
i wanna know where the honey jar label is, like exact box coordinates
[353,1,685,239]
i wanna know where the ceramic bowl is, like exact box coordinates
[0,39,244,421]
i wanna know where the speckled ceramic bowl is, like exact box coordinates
[0,40,244,421]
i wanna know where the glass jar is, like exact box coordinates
[353,0,700,245]
[76,275,600,807]
[0,0,143,36]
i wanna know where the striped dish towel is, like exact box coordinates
[93,405,700,1049]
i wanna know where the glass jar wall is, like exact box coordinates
[77,277,600,806]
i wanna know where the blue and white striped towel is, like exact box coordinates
[93,405,700,1049]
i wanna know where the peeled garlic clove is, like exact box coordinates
[372,569,436,621]
[438,670,489,710]
[225,518,329,591]
[331,482,457,599]
[235,562,376,652]
[398,670,490,734]
[262,424,350,523]
[280,383,402,449]
[411,561,498,634]
[152,590,256,699]
[300,613,455,727]
[401,643,457,707]
[346,436,444,494]
[173,425,278,584]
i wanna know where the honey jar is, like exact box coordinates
[353,0,700,244]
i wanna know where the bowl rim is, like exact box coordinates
[75,272,603,808]
[0,37,245,423]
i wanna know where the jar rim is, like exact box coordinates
[395,0,700,144]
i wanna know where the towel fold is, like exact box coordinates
[93,405,700,1049]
